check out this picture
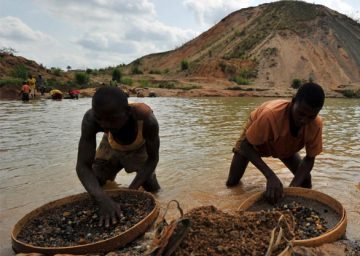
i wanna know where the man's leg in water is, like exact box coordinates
[280,153,312,188]
[142,172,161,192]
[226,151,249,187]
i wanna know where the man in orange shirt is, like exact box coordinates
[19,81,30,101]
[226,83,325,204]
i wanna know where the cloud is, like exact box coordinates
[36,0,198,66]
[183,0,253,27]
[0,16,52,42]
[37,0,156,24]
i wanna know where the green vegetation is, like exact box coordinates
[0,47,17,55]
[74,72,89,85]
[158,81,175,89]
[230,76,250,85]
[0,77,23,87]
[131,66,143,75]
[149,69,162,74]
[291,78,302,89]
[138,79,150,88]
[239,68,258,79]
[51,67,62,76]
[121,77,133,86]
[181,60,189,70]
[11,65,29,79]
[112,68,122,82]
[178,84,202,90]
[263,47,278,57]
[341,89,360,98]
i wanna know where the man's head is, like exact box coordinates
[291,82,325,127]
[92,87,130,130]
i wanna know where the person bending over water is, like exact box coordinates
[76,87,160,227]
[226,83,325,204]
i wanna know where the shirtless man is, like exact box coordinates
[76,87,160,227]
[226,83,325,204]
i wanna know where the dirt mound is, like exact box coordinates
[133,1,360,93]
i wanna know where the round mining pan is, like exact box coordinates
[238,187,347,247]
[11,189,160,255]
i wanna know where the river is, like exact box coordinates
[0,97,359,255]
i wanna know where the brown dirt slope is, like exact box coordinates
[131,1,360,92]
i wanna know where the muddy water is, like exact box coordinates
[0,97,359,254]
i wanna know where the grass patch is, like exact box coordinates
[11,65,29,79]
[121,77,133,86]
[158,81,175,89]
[149,69,162,74]
[0,78,23,87]
[178,85,202,90]
[341,89,360,98]
[230,76,251,85]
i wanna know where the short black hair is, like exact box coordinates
[294,82,325,109]
[92,87,128,110]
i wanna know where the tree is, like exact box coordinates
[0,47,17,55]
[112,68,122,82]
[66,65,72,71]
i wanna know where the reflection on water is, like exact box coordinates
[0,97,359,254]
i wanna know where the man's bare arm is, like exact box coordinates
[76,110,107,200]
[129,114,159,189]
[290,156,314,187]
[240,138,283,203]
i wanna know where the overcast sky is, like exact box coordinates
[1,0,359,70]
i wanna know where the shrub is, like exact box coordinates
[291,78,302,89]
[86,68,93,74]
[181,60,189,70]
[0,47,17,55]
[158,82,175,89]
[112,68,122,82]
[230,76,250,85]
[121,77,133,86]
[139,79,150,88]
[11,65,29,79]
[74,72,89,85]
[131,66,143,75]
[149,69,162,74]
[239,68,258,79]
[51,67,62,76]
[342,89,360,98]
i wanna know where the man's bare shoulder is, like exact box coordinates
[130,103,153,120]
[142,112,159,139]
[81,109,101,134]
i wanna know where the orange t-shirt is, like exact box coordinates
[245,99,322,158]
[22,84,30,93]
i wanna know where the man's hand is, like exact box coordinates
[97,195,123,227]
[265,175,283,204]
